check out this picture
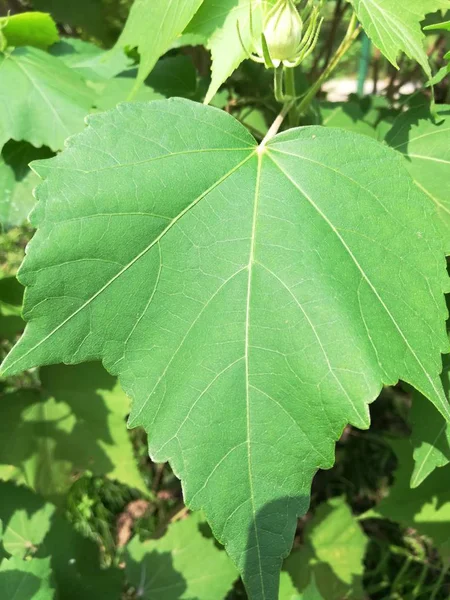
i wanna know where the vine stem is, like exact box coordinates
[296,11,360,117]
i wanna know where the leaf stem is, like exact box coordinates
[259,99,295,150]
[296,11,360,117]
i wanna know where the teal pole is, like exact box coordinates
[357,32,372,96]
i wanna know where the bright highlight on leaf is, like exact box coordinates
[0,12,59,50]
[1,98,449,599]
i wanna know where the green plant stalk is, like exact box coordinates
[284,66,297,127]
[296,11,360,117]
[274,65,285,102]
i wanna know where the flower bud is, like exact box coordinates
[264,0,303,63]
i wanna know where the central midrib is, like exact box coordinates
[244,149,265,597]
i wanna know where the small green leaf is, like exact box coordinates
[385,104,450,247]
[0,556,54,600]
[0,141,54,229]
[117,0,204,92]
[1,99,449,599]
[410,353,450,487]
[126,513,237,598]
[362,440,450,562]
[185,0,276,103]
[0,482,55,557]
[0,12,59,50]
[349,0,450,77]
[0,47,94,152]
[280,573,324,599]
[0,482,123,600]
[0,363,146,500]
[424,20,450,32]
[285,498,368,600]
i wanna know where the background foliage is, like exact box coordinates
[0,0,450,598]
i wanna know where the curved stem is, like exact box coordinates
[296,11,360,117]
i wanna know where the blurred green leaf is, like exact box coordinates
[0,47,94,152]
[363,440,450,562]
[285,498,368,599]
[0,556,54,600]
[126,512,237,599]
[0,12,58,50]
[0,142,54,229]
[117,0,204,92]
[0,482,55,557]
[0,363,147,501]
[185,0,276,103]
[31,0,112,44]
[50,38,131,81]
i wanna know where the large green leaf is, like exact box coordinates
[0,556,54,600]
[349,0,450,77]
[185,0,275,103]
[362,440,450,561]
[0,141,54,229]
[0,47,93,152]
[1,99,449,599]
[126,513,237,598]
[0,363,146,501]
[385,105,450,247]
[285,498,368,599]
[117,0,204,92]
